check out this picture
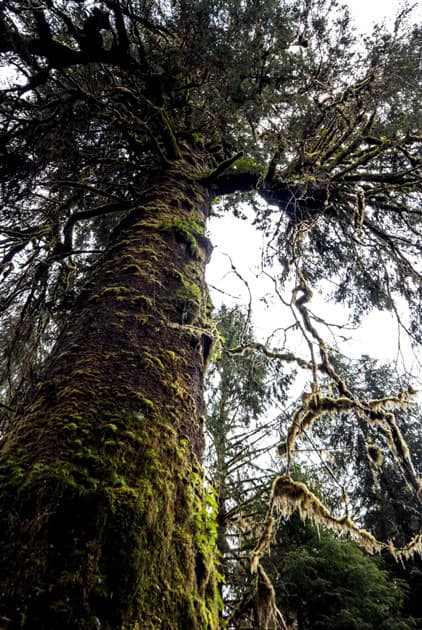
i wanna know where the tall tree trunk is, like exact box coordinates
[0,163,220,629]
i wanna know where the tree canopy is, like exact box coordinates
[1,0,421,404]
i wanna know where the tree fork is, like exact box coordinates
[0,165,221,629]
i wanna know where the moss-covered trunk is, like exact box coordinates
[0,163,221,629]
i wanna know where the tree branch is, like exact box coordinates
[59,201,133,254]
[211,167,261,195]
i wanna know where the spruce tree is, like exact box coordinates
[0,1,421,627]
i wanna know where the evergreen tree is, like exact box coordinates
[205,305,291,625]
[206,322,418,628]
[307,356,422,623]
[0,1,421,627]
[275,530,413,630]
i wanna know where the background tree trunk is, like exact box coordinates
[0,165,220,629]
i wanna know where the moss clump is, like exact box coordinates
[0,411,220,629]
[63,422,78,432]
[104,423,118,433]
[161,349,177,361]
[141,215,206,261]
[233,155,261,170]
[174,280,202,324]
[140,349,164,371]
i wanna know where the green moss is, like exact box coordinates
[174,280,202,324]
[63,422,78,432]
[90,288,154,310]
[122,263,144,275]
[139,215,206,261]
[61,386,84,397]
[104,423,118,433]
[169,268,184,283]
[192,132,205,147]
[134,394,155,411]
[189,473,220,574]
[170,380,191,401]
[123,430,137,442]
[140,350,164,370]
[102,286,132,296]
[233,155,261,170]
[161,349,177,361]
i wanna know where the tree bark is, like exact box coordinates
[0,163,220,629]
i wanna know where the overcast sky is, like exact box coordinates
[348,0,421,33]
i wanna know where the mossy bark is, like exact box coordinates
[0,164,221,628]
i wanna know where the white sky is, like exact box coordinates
[206,212,418,374]
[349,0,404,32]
[348,0,422,33]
